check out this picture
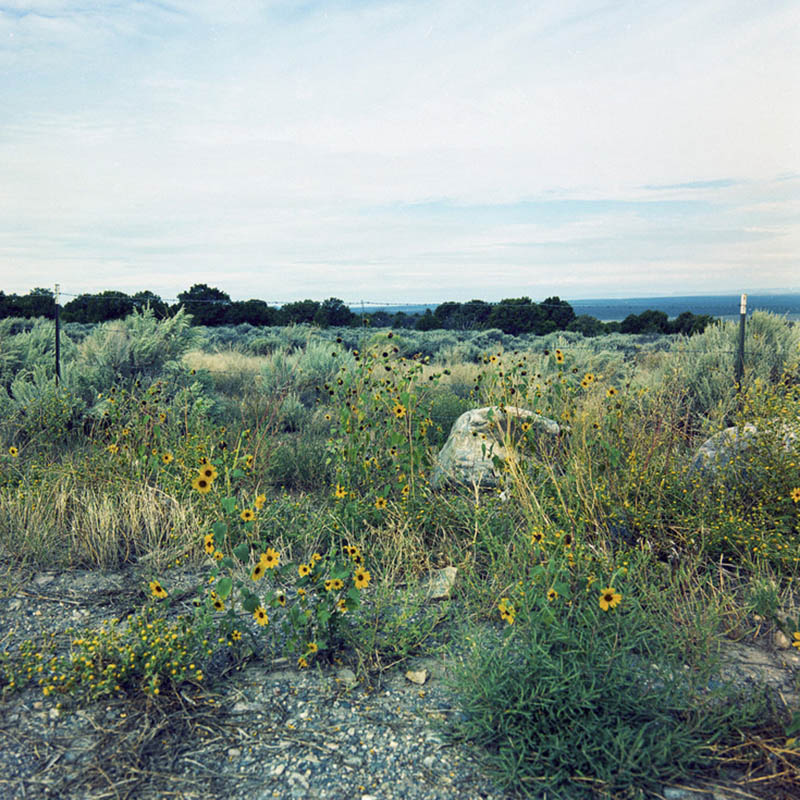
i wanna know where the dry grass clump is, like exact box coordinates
[0,476,202,570]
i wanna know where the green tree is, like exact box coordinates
[62,291,134,323]
[281,299,320,324]
[669,311,716,336]
[620,310,670,334]
[313,297,356,327]
[228,299,279,326]
[487,298,551,335]
[176,284,231,326]
[132,291,169,318]
[541,296,576,330]
[567,314,607,337]
[415,308,439,331]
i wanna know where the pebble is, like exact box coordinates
[774,630,791,649]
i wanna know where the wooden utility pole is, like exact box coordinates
[735,293,746,389]
[54,283,61,385]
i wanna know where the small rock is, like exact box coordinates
[7,599,22,611]
[33,573,55,586]
[426,567,457,600]
[405,669,428,685]
[49,707,60,720]
[663,788,706,800]
[774,630,791,649]
[337,667,358,688]
[422,755,437,769]
[231,701,259,714]
[270,763,286,777]
[227,748,241,758]
[288,771,309,789]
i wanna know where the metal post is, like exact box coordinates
[54,283,61,385]
[735,293,746,389]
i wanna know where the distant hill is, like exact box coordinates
[352,295,800,322]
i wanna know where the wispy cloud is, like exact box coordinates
[1,0,798,300]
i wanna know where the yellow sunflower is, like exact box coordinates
[599,587,622,611]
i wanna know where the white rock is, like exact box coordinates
[405,669,428,685]
[430,406,562,488]
[774,630,791,650]
[426,567,457,600]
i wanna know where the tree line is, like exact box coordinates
[0,286,716,336]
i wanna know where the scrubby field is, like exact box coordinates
[1,310,799,799]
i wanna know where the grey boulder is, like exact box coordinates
[430,406,562,489]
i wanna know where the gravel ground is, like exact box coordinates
[0,565,505,800]
[1,565,798,800]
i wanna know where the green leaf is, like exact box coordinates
[347,587,361,603]
[317,608,331,626]
[217,577,233,599]
[330,563,349,579]
[211,521,228,539]
[233,542,250,562]
[231,468,245,479]
[241,593,259,613]
[221,557,234,570]
[221,497,237,515]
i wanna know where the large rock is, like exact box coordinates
[690,422,798,478]
[690,424,757,477]
[430,406,562,489]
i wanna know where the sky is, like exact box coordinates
[1,0,798,304]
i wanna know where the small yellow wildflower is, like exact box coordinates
[354,569,371,590]
[199,464,218,481]
[790,487,800,503]
[599,587,622,611]
[192,475,212,494]
[334,484,347,499]
[149,580,168,600]
[261,548,280,569]
[240,508,255,522]
[8,446,19,457]
[255,493,267,509]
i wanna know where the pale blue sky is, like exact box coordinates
[1,0,798,302]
